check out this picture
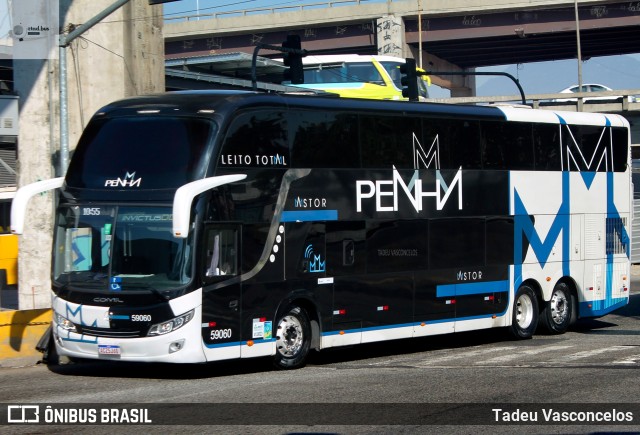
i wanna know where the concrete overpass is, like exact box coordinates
[164,0,640,95]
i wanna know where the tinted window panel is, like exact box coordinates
[486,217,514,265]
[429,218,484,268]
[482,122,534,170]
[612,127,628,172]
[533,123,561,170]
[360,115,418,169]
[563,125,610,172]
[367,220,427,273]
[219,111,289,168]
[426,119,481,170]
[291,111,359,168]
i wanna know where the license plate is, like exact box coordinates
[98,345,121,355]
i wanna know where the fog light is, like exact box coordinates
[169,339,185,354]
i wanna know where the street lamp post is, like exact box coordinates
[574,0,583,91]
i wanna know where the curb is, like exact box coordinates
[0,309,51,367]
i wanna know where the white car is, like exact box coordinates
[554,84,636,103]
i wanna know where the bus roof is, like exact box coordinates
[95,90,627,128]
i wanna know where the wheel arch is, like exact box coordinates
[519,278,544,311]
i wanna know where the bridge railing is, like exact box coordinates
[425,89,640,113]
[165,0,381,22]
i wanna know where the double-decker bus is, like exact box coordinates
[11,90,630,368]
[289,54,431,101]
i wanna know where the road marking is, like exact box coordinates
[612,353,640,365]
[475,345,574,364]
[413,346,518,367]
[547,345,629,363]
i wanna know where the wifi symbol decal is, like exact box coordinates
[304,244,314,259]
[305,244,325,273]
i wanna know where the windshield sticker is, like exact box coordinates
[118,213,172,223]
[110,276,122,292]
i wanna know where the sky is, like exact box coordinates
[163,0,639,99]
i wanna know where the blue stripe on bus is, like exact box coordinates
[436,280,509,298]
[579,298,627,317]
[281,210,338,222]
[204,338,277,349]
[322,322,415,336]
[108,315,129,320]
[204,341,243,349]
[321,314,501,337]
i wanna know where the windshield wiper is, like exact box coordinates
[132,284,171,302]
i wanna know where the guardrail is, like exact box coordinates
[425,89,640,113]
[165,0,381,22]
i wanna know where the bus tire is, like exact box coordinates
[274,305,311,370]
[540,282,572,334]
[509,285,539,339]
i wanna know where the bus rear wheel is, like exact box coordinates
[509,285,539,339]
[540,282,572,334]
[274,305,311,369]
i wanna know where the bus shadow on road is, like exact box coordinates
[45,328,512,380]
[569,292,640,335]
[46,355,279,380]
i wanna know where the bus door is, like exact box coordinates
[325,222,365,345]
[200,224,242,360]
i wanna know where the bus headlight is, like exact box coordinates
[148,309,194,336]
[54,312,78,333]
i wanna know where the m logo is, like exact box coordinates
[104,172,142,188]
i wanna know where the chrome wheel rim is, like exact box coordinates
[549,289,569,325]
[276,314,304,358]
[515,293,535,329]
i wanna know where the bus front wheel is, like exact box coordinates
[274,305,311,369]
[540,282,573,334]
[509,285,539,339]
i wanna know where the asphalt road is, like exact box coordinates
[1,280,640,435]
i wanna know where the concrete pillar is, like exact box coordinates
[421,51,476,97]
[376,15,404,58]
[14,59,57,310]
[14,0,164,309]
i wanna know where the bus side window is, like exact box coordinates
[204,227,238,278]
[533,124,561,170]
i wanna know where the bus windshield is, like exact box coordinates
[53,205,193,291]
[65,116,216,190]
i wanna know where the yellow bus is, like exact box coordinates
[0,194,17,290]
[290,54,430,100]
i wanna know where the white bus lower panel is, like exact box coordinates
[52,290,207,363]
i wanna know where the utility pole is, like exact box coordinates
[574,0,583,91]
[418,0,422,68]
